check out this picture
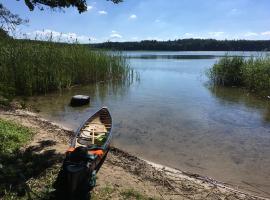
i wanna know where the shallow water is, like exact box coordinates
[27,51,270,197]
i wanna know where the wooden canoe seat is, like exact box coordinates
[75,110,111,147]
[81,131,106,138]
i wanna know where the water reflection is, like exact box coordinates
[126,54,218,59]
[208,85,270,125]
[27,79,135,127]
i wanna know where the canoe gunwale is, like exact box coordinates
[70,107,112,151]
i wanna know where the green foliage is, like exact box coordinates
[0,119,32,154]
[21,0,123,13]
[0,4,28,32]
[0,38,131,100]
[92,39,270,51]
[207,56,270,97]
[0,28,9,38]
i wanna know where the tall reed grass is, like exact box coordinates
[0,38,132,99]
[207,55,270,96]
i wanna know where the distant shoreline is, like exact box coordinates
[90,39,270,51]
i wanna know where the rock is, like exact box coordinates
[70,95,90,107]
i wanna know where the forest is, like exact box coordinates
[91,39,270,51]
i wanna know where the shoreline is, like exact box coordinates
[0,108,269,200]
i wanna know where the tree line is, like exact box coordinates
[91,39,270,51]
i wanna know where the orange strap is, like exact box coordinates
[66,147,103,157]
[89,150,104,157]
[66,147,75,152]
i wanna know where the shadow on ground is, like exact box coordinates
[0,140,64,198]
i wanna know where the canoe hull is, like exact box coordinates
[54,107,112,199]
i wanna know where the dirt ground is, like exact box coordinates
[0,108,268,200]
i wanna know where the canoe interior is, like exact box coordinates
[75,108,112,148]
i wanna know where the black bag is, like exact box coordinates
[54,147,95,200]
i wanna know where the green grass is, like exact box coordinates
[91,185,115,200]
[120,189,158,200]
[0,119,32,154]
[0,119,34,198]
[207,55,270,97]
[0,119,61,199]
[0,37,132,103]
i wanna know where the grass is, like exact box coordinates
[207,55,270,97]
[0,119,32,154]
[0,119,33,197]
[0,119,157,200]
[91,186,159,200]
[1,164,61,200]
[0,119,63,199]
[0,37,132,104]
[91,185,115,200]
[120,189,159,200]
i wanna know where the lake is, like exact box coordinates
[27,51,270,198]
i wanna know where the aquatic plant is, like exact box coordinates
[207,55,270,96]
[207,55,244,86]
[242,56,270,95]
[0,38,132,99]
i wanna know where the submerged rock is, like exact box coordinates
[70,95,90,107]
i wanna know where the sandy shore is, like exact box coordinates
[0,108,268,200]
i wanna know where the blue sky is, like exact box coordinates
[2,0,270,43]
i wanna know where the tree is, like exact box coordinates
[22,0,123,13]
[0,3,28,32]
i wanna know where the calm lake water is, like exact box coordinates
[27,51,270,197]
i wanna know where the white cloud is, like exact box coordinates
[110,33,122,39]
[98,10,107,15]
[26,29,96,43]
[244,32,258,37]
[129,14,137,20]
[155,19,160,23]
[109,30,123,40]
[146,36,164,41]
[208,32,224,37]
[183,33,194,37]
[261,31,270,36]
[87,6,93,11]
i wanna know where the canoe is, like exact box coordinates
[71,106,112,152]
[54,107,112,199]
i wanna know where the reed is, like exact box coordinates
[207,55,270,96]
[0,38,132,99]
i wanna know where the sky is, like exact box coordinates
[2,0,270,43]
